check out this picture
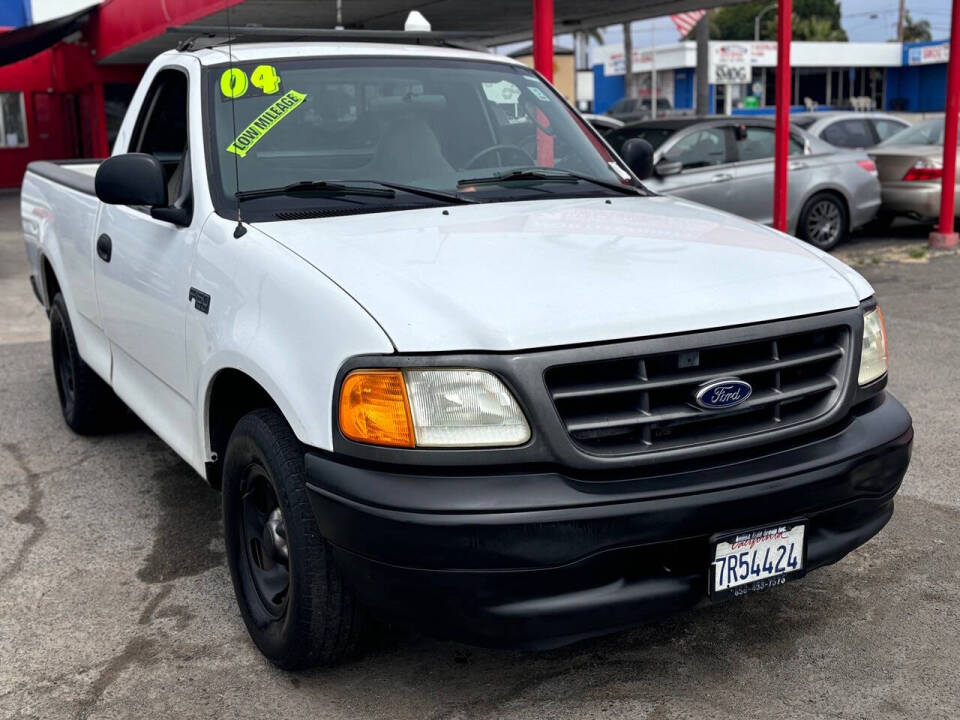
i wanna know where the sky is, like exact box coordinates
[592,0,950,49]
[29,0,952,42]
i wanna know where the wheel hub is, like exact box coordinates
[240,468,290,617]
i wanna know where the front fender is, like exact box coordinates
[188,219,394,460]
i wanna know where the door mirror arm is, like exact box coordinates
[150,205,191,227]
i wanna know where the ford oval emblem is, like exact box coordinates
[694,378,752,410]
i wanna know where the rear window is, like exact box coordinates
[881,118,945,146]
[606,126,675,154]
[821,119,875,148]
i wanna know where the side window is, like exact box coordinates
[131,70,188,175]
[665,128,730,170]
[873,119,908,142]
[0,92,28,147]
[736,126,805,161]
[822,119,874,148]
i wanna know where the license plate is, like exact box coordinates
[710,522,806,599]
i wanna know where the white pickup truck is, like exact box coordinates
[22,36,912,669]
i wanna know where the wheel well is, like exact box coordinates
[41,256,60,308]
[206,369,279,489]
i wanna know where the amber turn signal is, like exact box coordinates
[338,370,415,448]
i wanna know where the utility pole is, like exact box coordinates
[897,0,906,41]
[623,21,634,99]
[651,23,658,119]
[695,11,710,115]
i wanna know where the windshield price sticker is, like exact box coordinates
[226,90,307,158]
[527,86,551,102]
[220,65,283,99]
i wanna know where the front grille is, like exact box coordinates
[545,324,850,456]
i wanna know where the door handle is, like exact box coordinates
[96,234,112,263]
[711,173,733,183]
[788,160,808,171]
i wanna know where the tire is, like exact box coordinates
[222,409,362,669]
[49,293,121,434]
[798,193,848,251]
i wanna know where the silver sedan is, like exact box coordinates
[868,116,958,226]
[606,117,882,250]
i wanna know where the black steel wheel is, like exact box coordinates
[223,409,363,669]
[240,465,290,618]
[48,293,121,434]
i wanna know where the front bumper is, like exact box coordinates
[305,393,912,648]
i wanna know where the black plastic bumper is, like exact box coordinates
[305,393,912,648]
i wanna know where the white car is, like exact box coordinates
[21,37,912,669]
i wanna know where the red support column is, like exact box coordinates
[533,0,554,82]
[772,0,793,233]
[929,0,960,249]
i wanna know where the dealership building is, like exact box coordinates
[589,38,950,116]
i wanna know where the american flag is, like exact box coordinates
[670,10,707,38]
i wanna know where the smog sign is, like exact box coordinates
[710,43,751,84]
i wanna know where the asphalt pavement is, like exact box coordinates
[1,190,958,719]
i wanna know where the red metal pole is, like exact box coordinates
[772,0,792,233]
[929,0,960,248]
[533,0,554,82]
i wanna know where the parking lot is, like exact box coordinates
[1,189,958,720]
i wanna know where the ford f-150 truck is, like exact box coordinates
[21,36,912,669]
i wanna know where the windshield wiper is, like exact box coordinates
[360,180,479,205]
[457,167,644,196]
[235,181,396,202]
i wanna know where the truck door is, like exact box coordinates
[93,68,198,422]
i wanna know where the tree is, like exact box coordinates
[710,0,847,41]
[793,15,848,40]
[902,12,933,42]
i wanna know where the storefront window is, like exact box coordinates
[0,93,28,148]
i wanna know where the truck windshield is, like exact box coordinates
[205,56,631,213]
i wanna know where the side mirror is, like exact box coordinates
[619,138,654,180]
[95,153,167,207]
[655,159,683,177]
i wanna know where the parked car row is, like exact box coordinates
[590,110,956,245]
[602,116,880,249]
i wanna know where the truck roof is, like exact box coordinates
[170,41,521,68]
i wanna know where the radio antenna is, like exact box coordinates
[226,0,247,238]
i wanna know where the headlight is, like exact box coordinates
[339,368,530,448]
[858,306,889,385]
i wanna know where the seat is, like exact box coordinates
[370,117,453,184]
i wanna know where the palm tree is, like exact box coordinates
[793,15,848,41]
[902,12,933,42]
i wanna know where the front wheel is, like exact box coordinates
[222,409,362,669]
[798,193,848,251]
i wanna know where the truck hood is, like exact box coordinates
[252,196,871,352]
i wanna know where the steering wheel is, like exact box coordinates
[464,144,535,170]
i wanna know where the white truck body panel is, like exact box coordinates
[20,43,876,479]
[254,195,871,353]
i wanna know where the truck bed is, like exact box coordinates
[25,159,103,196]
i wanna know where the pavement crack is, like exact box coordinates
[0,442,48,590]
[73,636,160,720]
